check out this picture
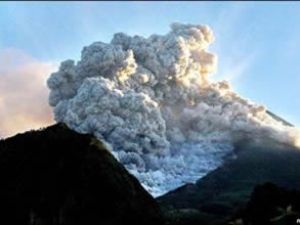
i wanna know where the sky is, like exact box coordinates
[0,1,300,137]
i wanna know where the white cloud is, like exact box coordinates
[0,48,57,138]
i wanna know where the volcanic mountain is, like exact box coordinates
[1,121,300,225]
[46,23,300,196]
[158,137,300,225]
[2,23,300,225]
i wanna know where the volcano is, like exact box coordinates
[46,23,300,196]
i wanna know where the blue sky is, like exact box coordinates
[0,1,300,126]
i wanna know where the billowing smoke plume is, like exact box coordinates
[47,23,300,196]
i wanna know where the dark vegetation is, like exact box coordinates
[158,141,300,225]
[1,123,300,225]
[0,123,163,225]
[233,182,300,225]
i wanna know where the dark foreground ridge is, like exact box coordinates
[0,123,163,225]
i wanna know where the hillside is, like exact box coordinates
[0,123,163,225]
[158,141,300,225]
[1,122,300,225]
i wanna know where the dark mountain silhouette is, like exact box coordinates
[158,141,300,225]
[1,120,300,225]
[0,123,163,225]
[233,182,300,225]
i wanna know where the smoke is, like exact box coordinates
[0,48,56,138]
[47,23,300,196]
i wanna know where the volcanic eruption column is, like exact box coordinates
[47,23,300,196]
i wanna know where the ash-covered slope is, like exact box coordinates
[157,141,300,225]
[0,123,163,225]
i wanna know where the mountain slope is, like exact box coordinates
[266,110,294,127]
[0,123,163,225]
[158,141,300,225]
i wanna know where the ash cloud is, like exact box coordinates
[47,23,300,196]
